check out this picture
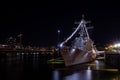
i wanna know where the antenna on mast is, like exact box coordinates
[82,14,85,19]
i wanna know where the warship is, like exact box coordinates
[60,15,97,66]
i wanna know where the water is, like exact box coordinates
[0,52,120,80]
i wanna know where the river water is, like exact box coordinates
[0,52,120,80]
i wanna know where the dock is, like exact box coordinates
[104,51,120,68]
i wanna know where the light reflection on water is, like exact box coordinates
[51,60,120,80]
[52,69,120,80]
[53,70,60,80]
[63,70,92,80]
[0,52,120,80]
[64,72,81,80]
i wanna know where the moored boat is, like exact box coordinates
[60,15,97,66]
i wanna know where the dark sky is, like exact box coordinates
[0,1,120,47]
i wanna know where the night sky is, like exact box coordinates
[0,1,120,47]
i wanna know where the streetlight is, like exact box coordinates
[57,29,60,56]
[57,29,60,46]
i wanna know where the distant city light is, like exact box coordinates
[106,43,120,51]
[114,43,120,48]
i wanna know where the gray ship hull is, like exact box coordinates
[61,47,96,66]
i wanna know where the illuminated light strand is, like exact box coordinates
[60,20,84,47]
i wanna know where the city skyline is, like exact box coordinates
[0,1,120,47]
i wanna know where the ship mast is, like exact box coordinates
[60,15,91,47]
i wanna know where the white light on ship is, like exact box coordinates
[71,48,75,52]
[60,43,63,48]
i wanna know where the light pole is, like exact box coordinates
[57,29,60,56]
[57,30,60,46]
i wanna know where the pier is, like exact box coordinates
[104,51,120,68]
[0,49,55,53]
[0,44,56,55]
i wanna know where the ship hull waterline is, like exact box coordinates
[60,47,96,67]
